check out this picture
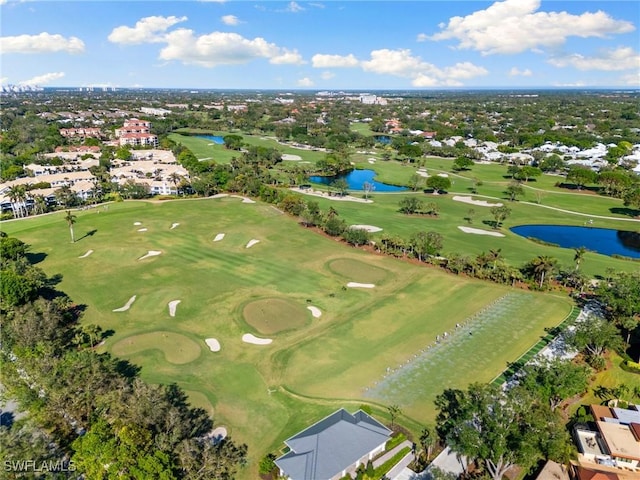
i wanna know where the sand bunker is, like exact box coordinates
[282,153,302,161]
[350,224,383,233]
[453,196,503,207]
[416,170,429,177]
[205,338,221,352]
[213,233,225,242]
[242,333,273,345]
[210,426,227,444]
[168,300,181,317]
[138,250,162,260]
[113,295,136,312]
[458,226,505,237]
[170,223,180,229]
[138,228,148,232]
[437,173,449,178]
[78,249,94,258]
[246,239,260,248]
[307,306,322,318]
[347,282,376,289]
[134,222,142,226]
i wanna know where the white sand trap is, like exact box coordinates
[347,282,376,289]
[458,226,505,237]
[416,170,429,177]
[170,223,180,229]
[138,250,162,260]
[242,333,273,345]
[282,153,302,161]
[211,426,227,443]
[168,300,181,317]
[452,196,504,207]
[134,222,142,226]
[113,295,136,312]
[350,224,383,233]
[213,233,225,242]
[368,159,375,164]
[437,173,449,178]
[307,306,322,318]
[246,239,260,249]
[78,249,94,258]
[205,338,221,352]
[137,228,148,232]
[211,193,229,198]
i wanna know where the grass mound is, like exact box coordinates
[111,331,202,365]
[328,258,389,284]
[243,298,309,335]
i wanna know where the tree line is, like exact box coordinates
[0,233,247,479]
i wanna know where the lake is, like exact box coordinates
[510,224,640,259]
[309,169,407,192]
[196,134,224,144]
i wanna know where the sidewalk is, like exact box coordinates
[373,440,413,468]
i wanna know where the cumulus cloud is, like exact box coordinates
[509,67,533,76]
[270,49,305,65]
[108,15,187,44]
[311,53,359,68]
[221,15,240,26]
[297,77,314,87]
[159,29,301,67]
[0,32,85,54]
[548,46,640,71]
[19,71,64,85]
[427,0,635,55]
[416,33,428,42]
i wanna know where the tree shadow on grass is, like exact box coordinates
[610,207,640,218]
[76,229,98,242]
[25,252,47,264]
[116,359,141,379]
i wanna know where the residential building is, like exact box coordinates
[59,127,102,138]
[115,118,152,138]
[275,408,392,480]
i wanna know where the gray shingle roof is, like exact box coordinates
[275,408,392,480]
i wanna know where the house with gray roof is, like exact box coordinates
[275,408,392,480]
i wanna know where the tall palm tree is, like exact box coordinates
[168,172,182,195]
[33,195,47,216]
[6,185,21,218]
[532,255,557,288]
[64,210,77,243]
[574,246,587,271]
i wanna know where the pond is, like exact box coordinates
[309,169,407,192]
[510,224,640,259]
[374,135,391,144]
[195,134,224,144]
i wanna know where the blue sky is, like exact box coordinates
[1,0,639,89]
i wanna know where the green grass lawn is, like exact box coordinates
[1,198,576,478]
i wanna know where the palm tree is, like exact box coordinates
[168,172,182,195]
[532,255,557,288]
[65,210,77,243]
[6,185,21,218]
[574,247,587,271]
[33,195,47,216]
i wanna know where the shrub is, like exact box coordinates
[624,360,640,373]
[258,453,276,475]
[587,355,606,372]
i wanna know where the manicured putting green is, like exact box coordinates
[327,258,389,284]
[243,298,309,335]
[112,331,202,365]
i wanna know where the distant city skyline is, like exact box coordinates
[1,0,639,90]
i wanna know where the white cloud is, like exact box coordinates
[108,15,187,44]
[427,0,635,55]
[159,29,300,67]
[320,71,335,80]
[620,72,640,86]
[285,1,304,13]
[0,32,85,54]
[509,67,533,77]
[312,53,359,68]
[19,71,64,85]
[553,81,587,87]
[221,15,240,26]
[270,49,305,65]
[548,46,640,71]
[297,77,314,87]
[416,33,428,42]
[361,49,487,86]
